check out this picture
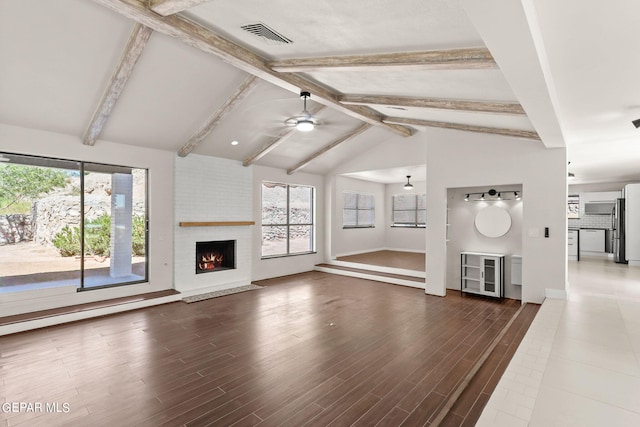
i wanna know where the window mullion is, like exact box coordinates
[286,185,290,255]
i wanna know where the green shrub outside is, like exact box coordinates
[52,214,146,257]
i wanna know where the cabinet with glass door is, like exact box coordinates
[460,252,504,298]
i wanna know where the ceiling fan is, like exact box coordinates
[284,91,320,132]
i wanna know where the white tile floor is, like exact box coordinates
[477,255,640,426]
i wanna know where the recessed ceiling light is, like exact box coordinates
[231,140,239,146]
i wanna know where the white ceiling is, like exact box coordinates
[1,0,639,185]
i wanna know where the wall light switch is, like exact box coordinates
[528,228,540,238]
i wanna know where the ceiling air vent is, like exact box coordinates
[240,22,293,45]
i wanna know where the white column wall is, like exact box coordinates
[426,127,567,303]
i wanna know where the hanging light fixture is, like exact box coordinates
[463,188,521,201]
[403,175,413,190]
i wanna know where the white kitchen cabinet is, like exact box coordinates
[626,184,640,266]
[580,229,605,253]
[511,255,522,286]
[461,252,504,298]
[568,229,579,260]
[581,191,621,203]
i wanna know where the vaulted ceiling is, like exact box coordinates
[2,0,639,184]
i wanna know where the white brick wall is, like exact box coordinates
[174,155,253,294]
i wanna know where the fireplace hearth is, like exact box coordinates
[195,240,236,274]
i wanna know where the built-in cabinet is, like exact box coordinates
[580,229,605,253]
[460,252,505,298]
[511,255,522,286]
[568,229,579,260]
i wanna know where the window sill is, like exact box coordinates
[342,226,375,229]
[261,251,317,260]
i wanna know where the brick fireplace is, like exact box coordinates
[174,155,252,296]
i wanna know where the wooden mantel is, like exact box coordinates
[179,221,255,227]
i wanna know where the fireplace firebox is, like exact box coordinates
[195,240,236,274]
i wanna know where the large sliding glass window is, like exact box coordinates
[0,152,147,293]
[261,182,315,257]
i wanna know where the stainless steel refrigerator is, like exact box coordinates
[613,198,627,263]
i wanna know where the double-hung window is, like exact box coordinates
[261,181,315,257]
[343,192,375,228]
[392,193,426,227]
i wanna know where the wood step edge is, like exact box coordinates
[429,302,538,426]
[315,263,424,283]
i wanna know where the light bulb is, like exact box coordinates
[296,120,314,132]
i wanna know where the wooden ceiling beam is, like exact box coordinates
[91,0,413,137]
[270,48,496,73]
[242,105,328,167]
[178,75,259,157]
[149,0,210,16]
[82,23,152,146]
[383,116,541,141]
[340,94,526,115]
[287,123,373,175]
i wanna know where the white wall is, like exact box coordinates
[426,128,567,303]
[447,186,523,300]
[332,132,427,176]
[384,181,426,252]
[251,165,325,281]
[174,155,252,294]
[331,176,386,257]
[0,124,175,316]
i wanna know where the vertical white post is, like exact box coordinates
[110,173,133,277]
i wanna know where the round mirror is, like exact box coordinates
[475,206,512,238]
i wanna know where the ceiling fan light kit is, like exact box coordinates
[296,119,315,132]
[285,91,318,131]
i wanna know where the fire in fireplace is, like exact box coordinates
[195,240,236,274]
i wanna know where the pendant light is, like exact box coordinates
[403,175,413,190]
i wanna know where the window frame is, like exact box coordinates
[0,151,149,292]
[342,192,375,229]
[261,181,315,259]
[391,193,426,228]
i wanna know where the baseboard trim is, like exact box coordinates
[545,287,567,300]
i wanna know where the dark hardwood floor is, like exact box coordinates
[0,272,536,427]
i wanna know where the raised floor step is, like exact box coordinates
[314,263,425,288]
